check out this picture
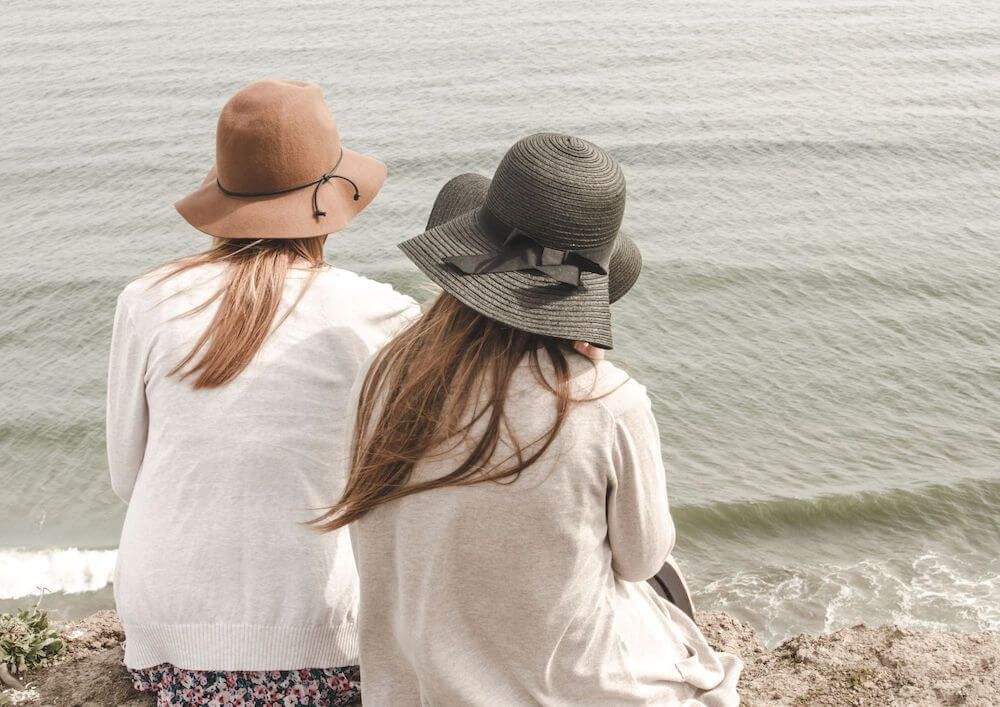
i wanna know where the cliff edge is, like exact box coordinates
[2,611,998,706]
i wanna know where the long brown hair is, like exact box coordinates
[157,236,326,389]
[314,294,589,532]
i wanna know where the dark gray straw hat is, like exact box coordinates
[424,173,642,305]
[401,133,629,348]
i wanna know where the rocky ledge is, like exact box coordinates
[2,611,998,706]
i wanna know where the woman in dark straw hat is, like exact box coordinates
[423,171,699,620]
[107,79,418,705]
[316,133,742,704]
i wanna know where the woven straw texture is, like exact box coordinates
[400,133,630,348]
[424,172,642,305]
[425,173,491,230]
[485,134,625,251]
[607,237,642,304]
[401,210,614,346]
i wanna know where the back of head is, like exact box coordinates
[166,79,384,389]
[314,293,581,532]
[159,236,326,389]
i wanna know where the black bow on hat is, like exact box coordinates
[443,210,614,287]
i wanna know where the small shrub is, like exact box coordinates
[0,609,65,676]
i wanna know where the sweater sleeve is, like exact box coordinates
[106,296,149,503]
[606,390,676,582]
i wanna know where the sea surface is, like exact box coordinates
[1,0,998,648]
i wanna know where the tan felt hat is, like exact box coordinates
[175,80,386,239]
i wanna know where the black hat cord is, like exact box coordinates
[215,147,360,218]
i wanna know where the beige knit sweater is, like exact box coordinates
[350,354,742,706]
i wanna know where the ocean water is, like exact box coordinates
[1,0,999,648]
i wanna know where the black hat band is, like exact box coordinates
[442,208,614,287]
[215,147,360,219]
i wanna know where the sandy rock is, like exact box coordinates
[697,610,766,659]
[696,613,1000,706]
[2,610,998,705]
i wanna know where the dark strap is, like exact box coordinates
[215,147,360,218]
[443,208,614,287]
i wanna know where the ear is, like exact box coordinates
[573,341,605,360]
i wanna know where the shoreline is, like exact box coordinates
[2,611,998,706]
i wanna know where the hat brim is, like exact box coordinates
[425,173,641,306]
[399,209,616,349]
[174,146,386,239]
[607,235,641,305]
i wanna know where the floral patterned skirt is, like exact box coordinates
[129,663,361,706]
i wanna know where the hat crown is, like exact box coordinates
[485,133,625,251]
[426,173,491,230]
[215,80,341,193]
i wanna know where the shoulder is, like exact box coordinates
[309,269,421,346]
[116,261,223,315]
[313,268,419,310]
[115,264,170,316]
[573,359,651,421]
[117,267,165,305]
[311,268,421,328]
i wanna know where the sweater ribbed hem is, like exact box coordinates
[122,621,359,672]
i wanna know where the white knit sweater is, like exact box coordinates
[351,355,743,706]
[106,262,418,671]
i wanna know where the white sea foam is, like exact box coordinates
[696,551,1000,647]
[0,548,117,600]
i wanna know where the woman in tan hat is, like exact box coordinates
[316,133,742,705]
[107,79,418,706]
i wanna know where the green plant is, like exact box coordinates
[0,609,65,676]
